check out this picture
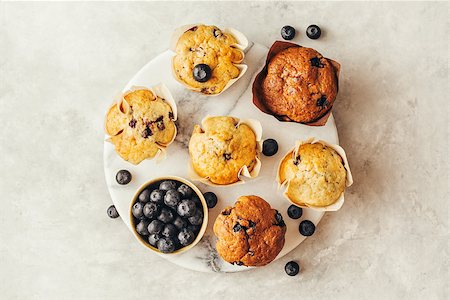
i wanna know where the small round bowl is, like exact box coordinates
[129,176,208,255]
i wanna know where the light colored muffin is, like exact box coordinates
[278,143,346,207]
[213,195,286,267]
[105,89,176,164]
[188,116,258,185]
[173,25,244,95]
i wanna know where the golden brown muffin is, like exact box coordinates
[279,143,346,207]
[105,89,176,164]
[173,25,244,94]
[261,46,338,123]
[188,116,258,185]
[213,195,286,267]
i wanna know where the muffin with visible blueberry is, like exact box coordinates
[213,195,286,267]
[105,86,177,164]
[278,140,352,209]
[253,41,340,125]
[188,116,261,185]
[172,24,247,95]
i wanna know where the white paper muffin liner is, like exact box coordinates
[170,24,249,96]
[277,138,353,212]
[105,83,178,163]
[188,116,262,187]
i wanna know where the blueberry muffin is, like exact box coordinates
[213,195,286,267]
[278,143,347,207]
[261,46,339,123]
[188,116,258,185]
[172,25,244,95]
[105,89,176,164]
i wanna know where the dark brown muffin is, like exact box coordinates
[261,46,339,123]
[213,195,286,267]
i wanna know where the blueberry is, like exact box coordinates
[177,184,193,198]
[188,209,203,226]
[161,224,178,238]
[281,25,296,40]
[191,194,202,207]
[306,25,321,39]
[143,202,160,219]
[138,189,151,203]
[287,205,303,219]
[173,216,188,230]
[299,220,315,236]
[148,233,161,247]
[157,238,176,253]
[157,208,174,223]
[135,220,150,236]
[177,199,197,217]
[203,192,217,208]
[164,190,181,208]
[107,205,119,219]
[147,219,164,234]
[193,64,212,83]
[116,170,132,185]
[275,211,285,226]
[178,228,195,246]
[159,180,177,191]
[262,139,278,156]
[285,261,300,276]
[132,202,144,219]
[187,225,201,233]
[150,189,165,204]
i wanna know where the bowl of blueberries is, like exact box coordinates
[129,176,208,254]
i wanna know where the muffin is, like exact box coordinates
[278,140,352,209]
[172,24,247,95]
[188,116,261,185]
[257,43,340,124]
[213,195,286,267]
[105,86,177,164]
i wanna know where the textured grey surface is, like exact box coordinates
[0,1,448,299]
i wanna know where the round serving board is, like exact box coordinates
[103,42,339,272]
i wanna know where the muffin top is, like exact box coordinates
[278,143,346,207]
[261,46,338,123]
[213,195,286,267]
[188,116,258,185]
[105,89,176,164]
[173,25,244,95]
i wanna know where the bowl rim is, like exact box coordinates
[129,176,208,255]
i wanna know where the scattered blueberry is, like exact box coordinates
[173,216,188,230]
[150,189,165,204]
[178,228,195,246]
[287,205,303,219]
[177,199,197,217]
[262,139,278,156]
[188,209,203,226]
[191,194,202,207]
[203,192,217,208]
[143,202,160,219]
[136,220,150,236]
[299,220,316,236]
[116,170,132,185]
[161,223,178,238]
[148,233,161,247]
[159,180,177,191]
[193,64,212,83]
[138,189,151,203]
[147,219,164,234]
[177,184,193,198]
[281,25,296,40]
[285,261,300,276]
[107,205,119,219]
[306,25,321,39]
[157,208,174,223]
[164,190,181,208]
[157,238,176,253]
[132,202,144,219]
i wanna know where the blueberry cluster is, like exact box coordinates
[131,180,204,253]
